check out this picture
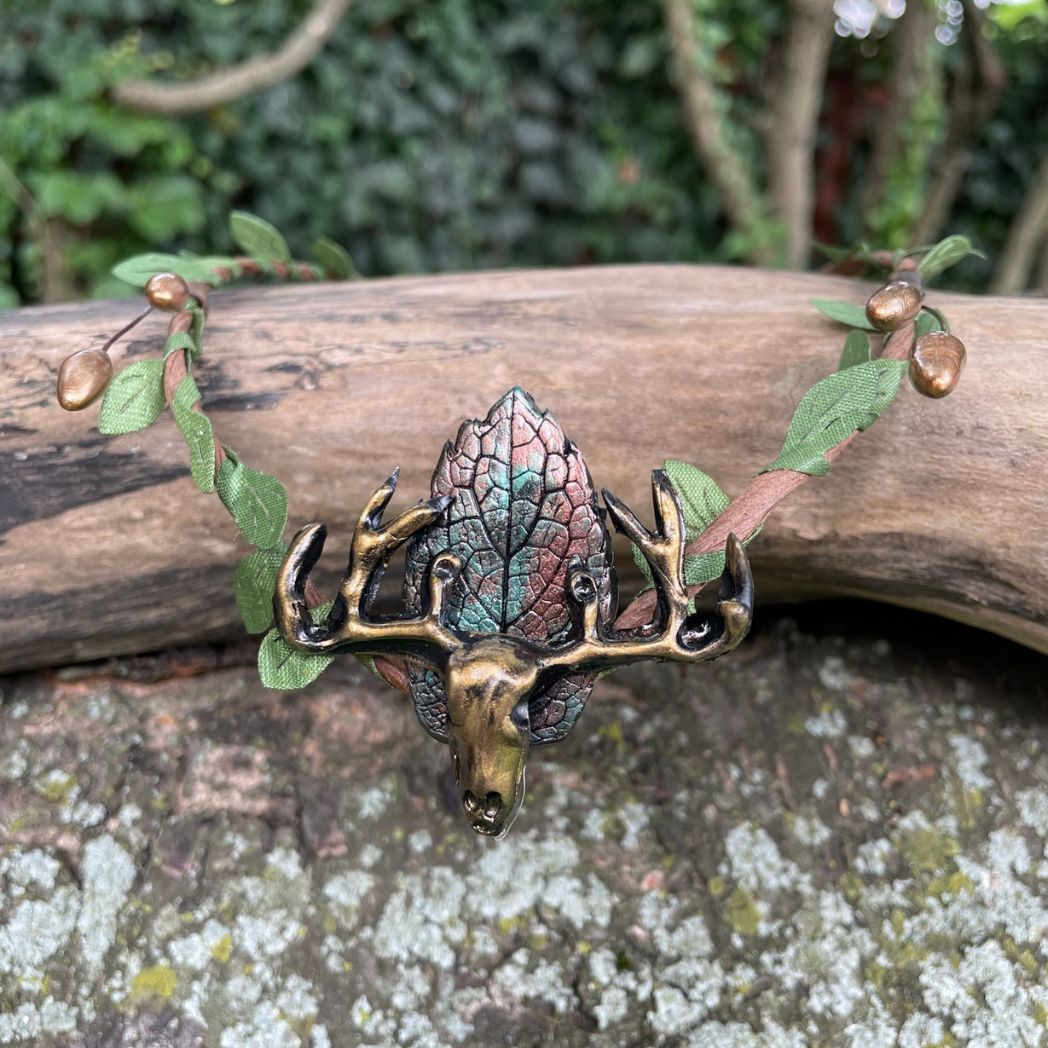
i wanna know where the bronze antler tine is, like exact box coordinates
[601,488,651,548]
[275,523,338,652]
[277,489,460,660]
[359,466,400,531]
[650,470,688,601]
[679,533,754,659]
[383,493,454,546]
[720,534,753,607]
[650,469,683,547]
[715,533,754,646]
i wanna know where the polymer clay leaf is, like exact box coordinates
[763,359,907,476]
[407,386,610,640]
[810,298,876,330]
[171,376,216,493]
[234,546,286,633]
[258,603,334,688]
[230,211,291,262]
[838,330,872,371]
[404,387,612,744]
[97,359,166,435]
[216,458,288,548]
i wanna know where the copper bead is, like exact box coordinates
[909,331,966,398]
[145,271,190,312]
[865,281,924,332]
[56,348,113,411]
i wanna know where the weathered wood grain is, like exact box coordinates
[1,265,1045,672]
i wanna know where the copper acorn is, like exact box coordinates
[145,271,190,312]
[909,331,966,398]
[56,348,113,411]
[865,281,924,332]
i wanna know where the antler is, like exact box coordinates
[274,467,462,660]
[539,470,753,674]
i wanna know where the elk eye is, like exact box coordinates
[510,701,530,732]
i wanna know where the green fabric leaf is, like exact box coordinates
[632,459,730,584]
[258,603,335,689]
[313,236,357,279]
[234,545,287,633]
[915,310,943,336]
[810,298,876,330]
[917,235,983,280]
[683,550,732,586]
[763,359,907,476]
[838,330,872,371]
[111,252,211,288]
[216,459,288,548]
[636,540,763,590]
[190,305,204,355]
[230,211,291,262]
[163,331,198,360]
[189,256,243,283]
[682,529,762,586]
[97,359,166,435]
[664,459,730,533]
[171,376,216,493]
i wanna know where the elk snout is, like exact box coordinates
[462,789,504,824]
[445,640,539,838]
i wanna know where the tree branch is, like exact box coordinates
[910,0,1005,246]
[763,0,837,268]
[990,150,1048,294]
[1036,228,1048,293]
[862,0,941,235]
[111,0,351,114]
[660,0,777,265]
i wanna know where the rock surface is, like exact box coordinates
[1,604,1047,1047]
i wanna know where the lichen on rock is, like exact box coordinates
[0,609,1046,1045]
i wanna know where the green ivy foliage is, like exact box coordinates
[936,4,1048,291]
[0,0,732,304]
[7,0,1032,307]
[0,2,1035,303]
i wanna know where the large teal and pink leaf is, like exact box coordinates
[404,387,612,744]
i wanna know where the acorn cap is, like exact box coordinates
[57,348,113,411]
[865,281,924,332]
[909,331,966,399]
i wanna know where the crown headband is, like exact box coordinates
[56,214,971,837]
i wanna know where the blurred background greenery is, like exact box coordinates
[1,0,1046,309]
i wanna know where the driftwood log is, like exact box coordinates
[1,264,1046,673]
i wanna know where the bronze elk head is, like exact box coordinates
[274,389,753,838]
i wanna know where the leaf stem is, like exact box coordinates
[101,306,153,354]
